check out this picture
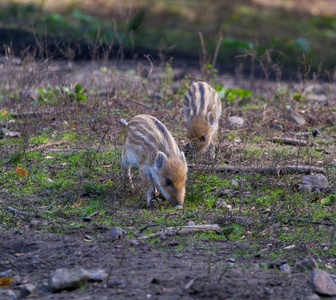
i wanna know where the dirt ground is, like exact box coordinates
[0,228,313,300]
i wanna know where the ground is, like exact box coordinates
[0,58,336,299]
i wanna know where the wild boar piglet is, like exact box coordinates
[121,114,187,209]
[183,81,222,154]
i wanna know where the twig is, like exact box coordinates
[139,223,169,234]
[138,224,220,240]
[6,206,29,216]
[188,164,326,175]
[286,218,334,227]
[11,111,51,119]
[144,54,154,78]
[211,32,223,69]
[83,211,100,222]
[267,137,316,147]
[128,98,151,110]
[185,277,199,290]
[27,140,65,152]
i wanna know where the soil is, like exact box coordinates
[0,229,312,299]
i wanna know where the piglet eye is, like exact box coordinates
[200,135,206,142]
[165,178,172,186]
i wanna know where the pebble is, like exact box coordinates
[280,263,291,274]
[227,116,244,128]
[17,283,36,298]
[268,260,287,269]
[312,268,336,296]
[301,174,329,187]
[108,227,126,240]
[48,268,89,292]
[296,258,318,271]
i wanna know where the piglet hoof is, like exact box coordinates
[148,197,157,210]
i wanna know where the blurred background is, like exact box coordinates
[1,0,336,79]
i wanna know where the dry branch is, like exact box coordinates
[267,137,316,147]
[188,164,326,175]
[82,211,100,222]
[11,112,51,119]
[138,224,220,240]
[27,141,65,152]
[139,223,169,234]
[6,206,29,216]
[287,218,334,227]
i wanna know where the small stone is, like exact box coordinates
[5,132,21,138]
[231,179,239,186]
[17,283,36,298]
[296,258,318,271]
[268,260,287,269]
[227,257,235,263]
[280,263,291,274]
[306,294,320,300]
[215,199,227,209]
[0,269,14,277]
[108,227,126,240]
[301,174,329,187]
[11,275,21,286]
[312,268,336,296]
[282,109,306,125]
[0,289,17,300]
[298,184,312,193]
[227,116,244,128]
[187,221,196,226]
[48,268,89,292]
[128,239,139,246]
[29,220,41,229]
[88,270,108,282]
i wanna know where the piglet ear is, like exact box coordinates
[155,151,167,170]
[206,111,215,126]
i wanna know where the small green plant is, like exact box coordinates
[215,84,252,103]
[36,83,87,105]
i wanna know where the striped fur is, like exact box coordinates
[183,81,222,152]
[121,114,187,209]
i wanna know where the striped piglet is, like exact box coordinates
[183,81,222,153]
[121,114,187,209]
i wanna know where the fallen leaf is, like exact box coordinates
[0,277,12,288]
[284,245,296,250]
[44,177,53,183]
[15,253,24,256]
[71,199,87,208]
[14,165,28,177]
[82,235,94,242]
[71,121,78,125]
[0,109,8,116]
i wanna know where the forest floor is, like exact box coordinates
[0,57,336,299]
